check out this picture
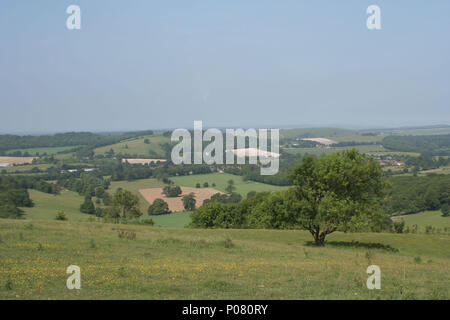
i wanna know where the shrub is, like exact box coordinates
[196,183,201,188]
[393,220,405,233]
[55,211,67,221]
[203,182,209,188]
[441,203,450,217]
[148,198,170,215]
[223,236,234,248]
[163,185,182,197]
[117,229,136,240]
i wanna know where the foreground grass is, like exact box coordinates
[0,219,448,299]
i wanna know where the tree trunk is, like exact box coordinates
[314,233,326,246]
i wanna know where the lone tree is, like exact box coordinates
[182,193,196,211]
[225,179,236,194]
[148,198,170,215]
[287,149,388,246]
[80,195,95,214]
[107,189,142,220]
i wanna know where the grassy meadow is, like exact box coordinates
[394,211,450,231]
[0,218,448,299]
[6,146,79,156]
[93,135,170,158]
[22,190,90,221]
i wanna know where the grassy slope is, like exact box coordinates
[6,146,79,156]
[0,219,448,299]
[21,190,90,221]
[395,211,450,231]
[93,135,170,158]
[170,173,289,197]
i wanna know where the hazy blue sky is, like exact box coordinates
[0,0,449,133]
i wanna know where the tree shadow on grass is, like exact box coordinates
[305,240,399,252]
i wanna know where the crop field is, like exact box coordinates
[140,187,222,212]
[0,156,36,165]
[109,178,166,213]
[393,211,450,231]
[170,173,288,197]
[94,135,170,158]
[0,218,448,299]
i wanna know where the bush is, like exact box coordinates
[442,203,450,217]
[393,220,405,233]
[55,211,67,221]
[203,182,209,188]
[148,198,170,215]
[163,185,182,197]
[196,183,201,188]
[117,229,136,240]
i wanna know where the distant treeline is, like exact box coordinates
[0,130,154,153]
[382,134,450,155]
[383,174,450,215]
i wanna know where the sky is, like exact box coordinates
[0,0,449,133]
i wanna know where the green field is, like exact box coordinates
[0,164,54,174]
[0,218,448,299]
[94,135,170,158]
[21,190,89,221]
[150,211,192,228]
[394,211,450,231]
[6,146,79,156]
[283,145,387,156]
[170,173,288,197]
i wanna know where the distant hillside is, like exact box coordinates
[0,130,154,152]
[280,128,357,140]
[93,135,171,158]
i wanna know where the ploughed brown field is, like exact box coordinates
[0,156,37,165]
[139,187,222,212]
